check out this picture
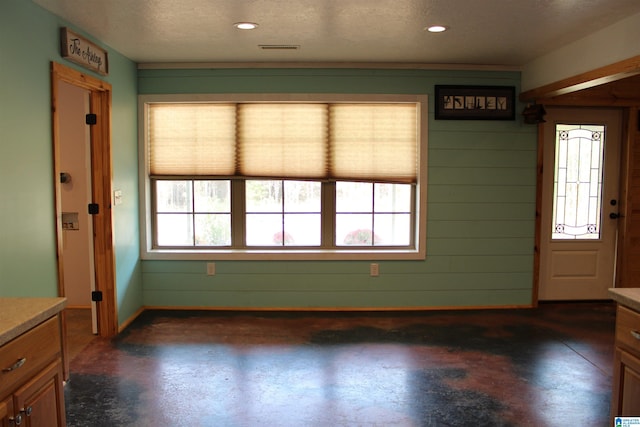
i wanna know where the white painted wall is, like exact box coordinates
[59,80,94,307]
[522,10,640,91]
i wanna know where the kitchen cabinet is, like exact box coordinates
[0,396,14,427]
[609,289,640,418]
[0,299,66,427]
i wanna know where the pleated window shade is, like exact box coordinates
[330,104,417,183]
[149,102,417,183]
[237,104,328,178]
[149,103,237,176]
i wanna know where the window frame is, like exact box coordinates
[139,93,428,260]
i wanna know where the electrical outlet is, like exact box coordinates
[370,263,379,277]
[206,262,216,276]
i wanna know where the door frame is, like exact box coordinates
[521,56,640,303]
[532,107,631,305]
[51,62,118,374]
[536,107,623,300]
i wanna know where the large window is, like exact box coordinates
[140,94,427,260]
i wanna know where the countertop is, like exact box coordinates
[609,288,640,312]
[0,297,67,346]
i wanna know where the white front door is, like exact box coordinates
[539,107,622,300]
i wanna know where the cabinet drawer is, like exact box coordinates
[0,317,61,398]
[616,305,640,356]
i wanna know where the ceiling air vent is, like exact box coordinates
[259,44,300,50]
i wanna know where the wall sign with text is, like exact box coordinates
[435,85,515,120]
[60,27,109,76]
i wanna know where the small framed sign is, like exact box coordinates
[435,85,515,120]
[60,27,109,75]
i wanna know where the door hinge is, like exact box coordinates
[86,113,97,125]
[91,291,103,302]
[88,203,99,215]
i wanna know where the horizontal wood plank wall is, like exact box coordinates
[138,68,537,309]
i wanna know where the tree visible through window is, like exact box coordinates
[246,180,322,247]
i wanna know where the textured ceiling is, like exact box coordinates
[33,0,640,66]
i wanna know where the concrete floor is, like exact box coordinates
[65,308,96,361]
[64,302,616,426]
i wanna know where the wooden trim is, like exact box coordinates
[89,88,118,337]
[137,61,521,72]
[520,55,640,101]
[525,75,640,107]
[140,304,536,312]
[50,64,66,331]
[531,122,545,307]
[51,62,110,92]
[617,107,640,288]
[616,109,633,288]
[50,65,70,381]
[117,307,146,333]
[50,61,118,353]
[57,310,68,387]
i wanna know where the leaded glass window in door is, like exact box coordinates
[552,124,605,240]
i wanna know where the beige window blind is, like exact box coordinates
[330,104,417,183]
[237,104,328,178]
[149,103,236,176]
[148,102,417,183]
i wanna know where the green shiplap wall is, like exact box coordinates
[139,68,536,309]
[1,0,142,327]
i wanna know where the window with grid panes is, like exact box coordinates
[140,94,427,260]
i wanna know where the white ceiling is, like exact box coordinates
[33,0,640,67]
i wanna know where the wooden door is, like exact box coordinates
[612,349,640,416]
[0,397,14,427]
[13,362,66,427]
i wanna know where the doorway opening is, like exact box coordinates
[57,80,97,364]
[51,62,118,378]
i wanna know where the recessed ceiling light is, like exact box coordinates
[234,22,258,30]
[426,25,448,33]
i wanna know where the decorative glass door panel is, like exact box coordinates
[552,124,605,240]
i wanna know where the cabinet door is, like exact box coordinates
[0,397,15,427]
[613,349,640,416]
[13,362,65,427]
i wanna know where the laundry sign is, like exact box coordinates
[60,27,109,75]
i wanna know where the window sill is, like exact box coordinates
[141,248,425,261]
